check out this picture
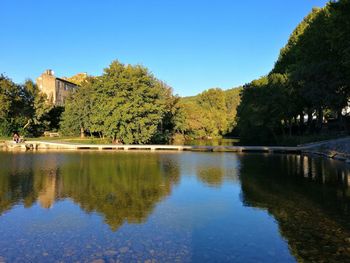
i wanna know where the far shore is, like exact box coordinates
[1,137,350,164]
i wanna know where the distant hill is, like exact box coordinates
[178,87,242,137]
[181,87,242,115]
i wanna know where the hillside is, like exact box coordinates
[178,87,242,138]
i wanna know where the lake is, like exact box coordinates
[0,151,349,262]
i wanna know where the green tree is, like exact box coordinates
[0,76,51,136]
[225,87,242,132]
[174,87,241,139]
[237,0,350,144]
[197,88,228,136]
[96,61,169,143]
[0,75,20,135]
[61,60,176,144]
[61,77,94,137]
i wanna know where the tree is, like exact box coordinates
[197,88,228,136]
[97,61,169,143]
[173,87,241,139]
[61,77,94,137]
[237,0,350,144]
[225,87,242,132]
[0,75,20,135]
[61,60,176,144]
[21,79,55,135]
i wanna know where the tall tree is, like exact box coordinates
[61,60,175,144]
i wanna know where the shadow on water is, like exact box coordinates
[239,154,350,262]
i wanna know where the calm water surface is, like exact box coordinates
[0,151,349,262]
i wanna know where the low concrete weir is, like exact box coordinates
[2,141,304,153]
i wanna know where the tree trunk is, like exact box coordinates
[80,127,85,138]
[337,108,345,131]
[281,119,286,137]
[299,111,304,135]
[270,127,278,144]
[307,110,313,133]
[317,108,323,130]
[23,119,31,130]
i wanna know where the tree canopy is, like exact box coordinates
[177,87,242,139]
[237,0,350,144]
[61,60,175,144]
[0,75,57,137]
[4,0,348,145]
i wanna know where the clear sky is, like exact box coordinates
[0,0,329,96]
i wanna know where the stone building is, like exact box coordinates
[36,69,78,106]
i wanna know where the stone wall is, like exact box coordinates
[36,70,77,106]
[36,70,56,104]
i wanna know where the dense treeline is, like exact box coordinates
[5,1,345,144]
[176,87,241,139]
[60,60,180,144]
[0,63,241,143]
[0,75,61,137]
[237,0,350,144]
[60,60,241,143]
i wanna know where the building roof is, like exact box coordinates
[55,77,78,86]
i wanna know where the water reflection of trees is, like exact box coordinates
[196,154,239,187]
[239,154,350,262]
[59,153,180,230]
[174,153,239,187]
[0,152,180,231]
[0,152,240,219]
[197,167,224,187]
[0,153,61,213]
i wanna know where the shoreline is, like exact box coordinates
[298,136,350,164]
[2,137,350,164]
[1,140,302,153]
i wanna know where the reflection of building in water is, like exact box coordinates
[36,155,62,209]
[0,153,181,230]
[37,171,58,209]
[0,154,64,214]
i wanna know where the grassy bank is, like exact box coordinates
[26,136,111,144]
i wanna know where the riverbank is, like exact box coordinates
[2,137,350,164]
[1,140,302,153]
[300,137,350,163]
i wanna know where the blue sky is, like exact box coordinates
[0,0,329,96]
